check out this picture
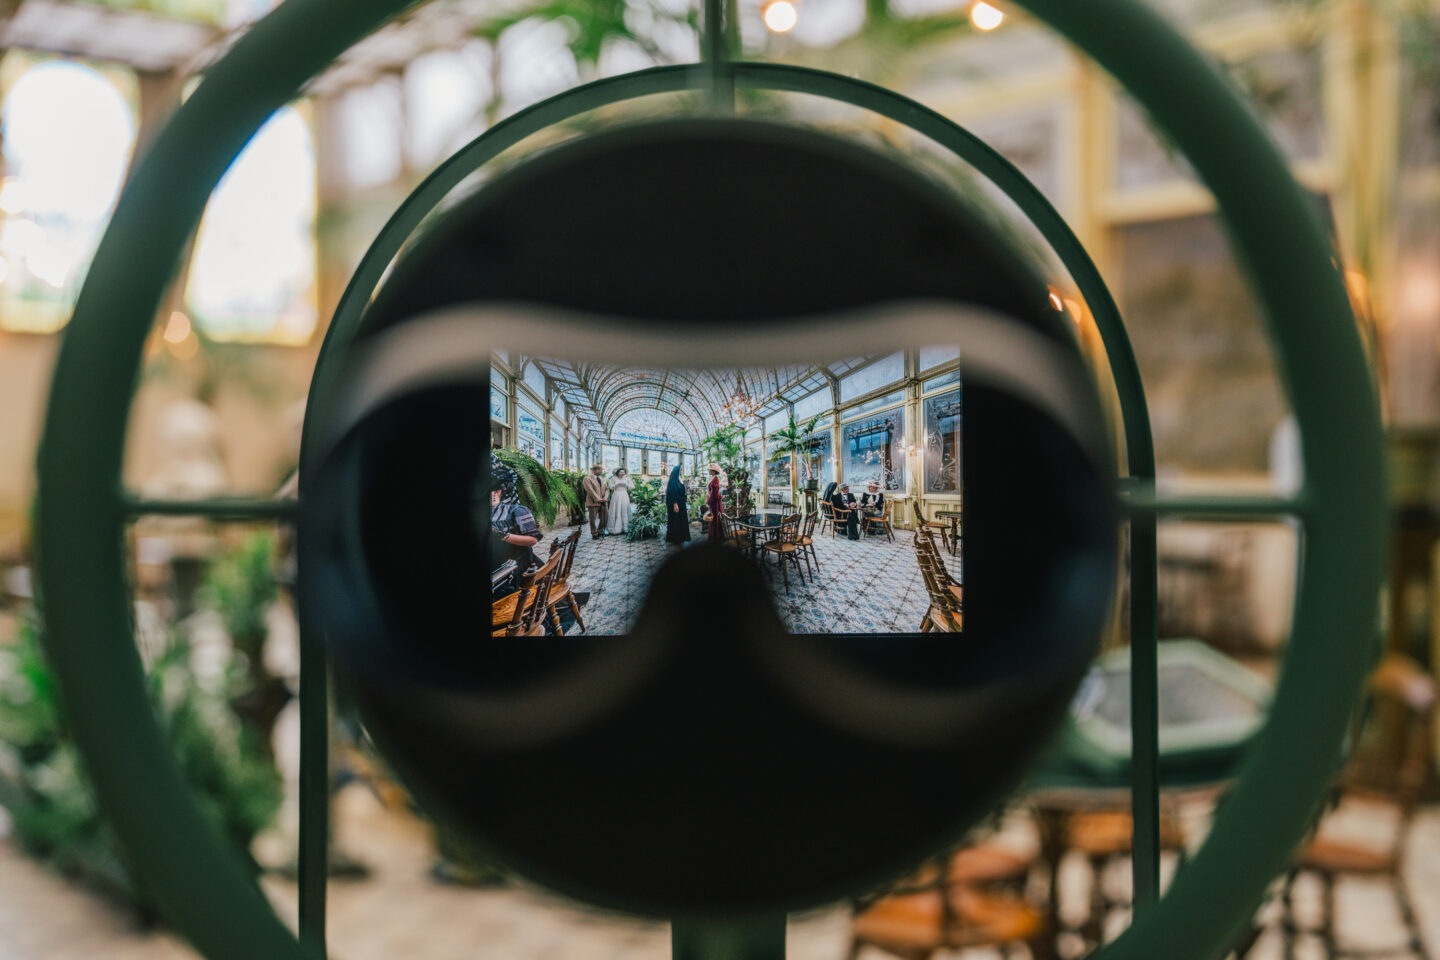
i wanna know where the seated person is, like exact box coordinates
[830,482,860,540]
[487,456,543,594]
[859,480,886,518]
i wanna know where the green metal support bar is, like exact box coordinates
[672,916,787,960]
[701,0,734,111]
[297,642,329,950]
[122,496,298,521]
[1120,486,1310,520]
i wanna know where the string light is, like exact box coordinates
[970,1,1004,30]
[763,0,798,33]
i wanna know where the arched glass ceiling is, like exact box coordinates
[612,409,691,449]
[525,353,888,447]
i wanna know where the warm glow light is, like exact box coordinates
[163,310,192,344]
[763,0,798,33]
[0,257,9,285]
[970,1,1004,30]
[1047,290,1064,311]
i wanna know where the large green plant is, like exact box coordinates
[0,607,280,911]
[767,414,823,505]
[625,478,665,541]
[493,447,574,526]
[199,531,288,754]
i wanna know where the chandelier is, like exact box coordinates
[718,372,759,424]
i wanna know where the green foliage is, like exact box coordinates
[494,447,564,526]
[548,469,586,525]
[699,423,745,466]
[0,607,281,909]
[625,478,665,541]
[198,531,276,662]
[767,413,824,498]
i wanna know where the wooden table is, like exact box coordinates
[933,509,962,556]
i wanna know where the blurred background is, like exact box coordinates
[0,0,1436,957]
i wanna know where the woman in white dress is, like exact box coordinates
[606,468,635,535]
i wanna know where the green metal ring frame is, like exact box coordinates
[34,1,1383,959]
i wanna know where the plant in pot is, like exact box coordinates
[766,414,823,509]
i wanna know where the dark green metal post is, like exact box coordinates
[672,916,787,960]
[701,0,734,111]
[297,633,329,950]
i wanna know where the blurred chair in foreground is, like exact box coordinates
[1278,653,1435,960]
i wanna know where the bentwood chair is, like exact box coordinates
[544,528,585,634]
[794,512,820,577]
[492,552,560,636]
[761,515,805,589]
[819,501,836,537]
[1277,653,1436,960]
[915,535,963,610]
[916,555,962,633]
[848,877,1047,960]
[864,500,896,541]
[830,503,855,540]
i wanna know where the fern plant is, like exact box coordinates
[625,478,665,541]
[493,447,563,526]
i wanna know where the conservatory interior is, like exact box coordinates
[487,347,965,636]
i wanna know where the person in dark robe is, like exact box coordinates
[706,464,725,543]
[664,464,691,546]
[830,482,860,540]
[487,457,543,594]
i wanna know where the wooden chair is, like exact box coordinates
[848,884,1047,960]
[491,552,560,636]
[1065,806,1188,942]
[916,555,962,633]
[830,503,855,540]
[863,500,895,541]
[544,528,585,635]
[723,514,757,556]
[917,518,955,555]
[1278,653,1436,960]
[915,535,963,609]
[793,511,820,577]
[761,515,805,589]
[819,501,836,537]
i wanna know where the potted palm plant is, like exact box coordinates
[766,414,823,508]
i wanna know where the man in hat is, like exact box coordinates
[583,463,609,539]
[830,482,860,540]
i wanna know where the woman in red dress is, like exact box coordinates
[706,464,725,543]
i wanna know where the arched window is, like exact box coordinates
[186,105,318,342]
[0,57,136,333]
[611,409,691,449]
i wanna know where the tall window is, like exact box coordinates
[797,431,833,487]
[839,352,904,402]
[923,389,962,494]
[602,444,620,472]
[647,450,663,476]
[626,447,643,475]
[516,401,544,458]
[0,58,136,333]
[683,453,695,476]
[842,409,905,491]
[187,105,317,342]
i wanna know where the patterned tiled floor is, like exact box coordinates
[561,522,962,635]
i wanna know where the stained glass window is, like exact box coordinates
[797,430,834,487]
[766,441,791,493]
[923,389,962,494]
[839,352,904,402]
[490,382,507,421]
[842,408,905,491]
[613,408,690,449]
[517,402,544,458]
[626,447,643,474]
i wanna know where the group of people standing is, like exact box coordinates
[582,465,638,538]
[581,462,722,546]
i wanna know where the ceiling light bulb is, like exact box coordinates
[763,0,798,33]
[970,1,1004,30]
